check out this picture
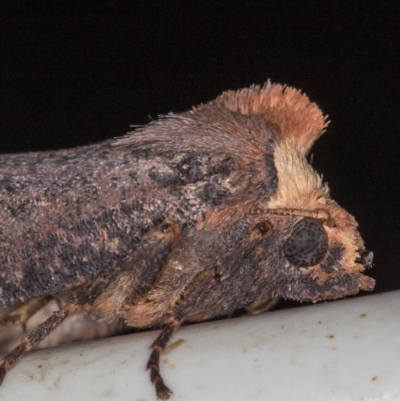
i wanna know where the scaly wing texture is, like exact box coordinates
[0,83,326,307]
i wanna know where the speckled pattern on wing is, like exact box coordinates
[0,82,375,400]
[0,101,279,306]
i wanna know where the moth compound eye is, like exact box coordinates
[283,217,328,267]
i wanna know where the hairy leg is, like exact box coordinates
[146,269,219,400]
[0,296,53,332]
[0,303,77,385]
[146,317,182,400]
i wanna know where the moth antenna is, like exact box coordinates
[146,268,220,399]
[0,303,77,386]
[251,207,332,225]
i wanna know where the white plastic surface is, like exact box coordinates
[1,290,399,401]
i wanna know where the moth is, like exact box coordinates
[0,82,374,399]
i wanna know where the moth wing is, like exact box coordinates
[1,82,328,307]
[0,147,151,307]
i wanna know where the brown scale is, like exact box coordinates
[0,81,374,399]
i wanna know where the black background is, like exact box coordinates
[1,2,399,300]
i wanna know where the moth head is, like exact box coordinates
[269,205,375,302]
[225,82,376,302]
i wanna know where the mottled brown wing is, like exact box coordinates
[2,84,310,308]
[0,128,277,307]
[0,144,151,306]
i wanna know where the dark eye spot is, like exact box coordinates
[283,217,328,267]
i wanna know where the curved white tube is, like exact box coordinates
[1,290,399,401]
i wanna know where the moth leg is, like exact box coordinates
[146,269,218,400]
[75,219,182,315]
[0,302,77,386]
[134,219,182,298]
[244,295,281,315]
[0,296,53,333]
[146,317,182,400]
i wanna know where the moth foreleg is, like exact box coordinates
[146,269,219,400]
[146,316,182,400]
[134,219,182,298]
[0,302,77,386]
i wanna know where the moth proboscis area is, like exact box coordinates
[0,81,375,399]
